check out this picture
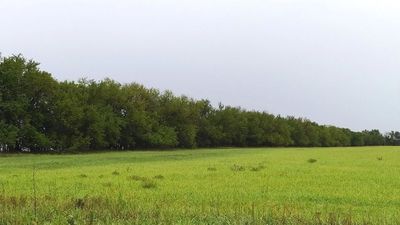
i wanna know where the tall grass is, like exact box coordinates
[0,147,399,224]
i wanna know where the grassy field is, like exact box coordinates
[1,147,400,225]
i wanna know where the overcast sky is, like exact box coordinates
[1,0,400,132]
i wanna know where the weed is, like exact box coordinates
[129,175,146,181]
[153,175,164,179]
[377,157,383,161]
[75,198,85,209]
[231,164,245,172]
[67,215,76,225]
[307,159,317,163]
[79,174,88,178]
[102,182,112,187]
[207,167,217,171]
[141,179,157,189]
[87,211,96,225]
[112,171,120,176]
[250,166,264,172]
[32,163,37,222]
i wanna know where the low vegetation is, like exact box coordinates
[307,158,318,163]
[1,147,400,224]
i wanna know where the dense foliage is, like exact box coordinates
[0,55,398,152]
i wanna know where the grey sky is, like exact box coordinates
[1,0,400,132]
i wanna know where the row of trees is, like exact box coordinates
[0,55,398,152]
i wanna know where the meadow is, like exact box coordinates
[1,147,400,225]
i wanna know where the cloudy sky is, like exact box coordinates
[1,0,400,132]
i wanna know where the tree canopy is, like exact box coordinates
[0,55,396,152]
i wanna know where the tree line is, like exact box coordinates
[0,55,399,152]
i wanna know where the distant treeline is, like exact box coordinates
[0,55,399,152]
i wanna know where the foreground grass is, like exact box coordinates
[1,147,400,224]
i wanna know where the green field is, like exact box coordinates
[1,147,400,225]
